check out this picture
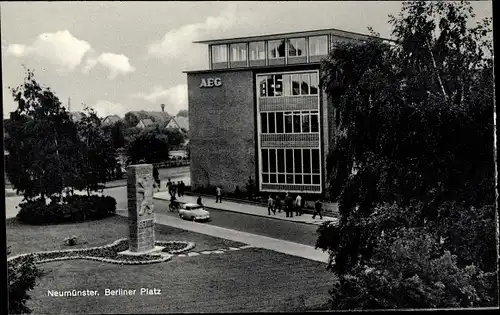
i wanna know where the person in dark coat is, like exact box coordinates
[313,200,323,219]
[275,194,282,213]
[197,196,203,206]
[267,195,275,215]
[178,181,185,197]
[284,193,293,218]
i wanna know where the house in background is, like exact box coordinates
[136,118,155,129]
[102,115,121,126]
[165,116,189,134]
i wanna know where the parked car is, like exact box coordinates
[178,203,211,222]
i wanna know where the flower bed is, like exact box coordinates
[7,239,195,266]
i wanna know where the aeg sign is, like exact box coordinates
[200,78,222,88]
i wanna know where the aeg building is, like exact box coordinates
[185,28,372,196]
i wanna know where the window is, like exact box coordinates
[302,112,310,133]
[211,44,227,63]
[283,74,292,96]
[260,113,268,133]
[310,73,319,95]
[294,149,302,173]
[259,75,271,97]
[311,112,319,132]
[291,74,300,95]
[300,73,310,95]
[288,38,306,57]
[230,43,247,62]
[276,112,284,133]
[268,40,286,59]
[285,112,293,133]
[293,112,301,133]
[285,149,294,173]
[274,75,283,96]
[269,149,276,173]
[312,149,320,174]
[249,41,265,60]
[277,149,285,173]
[262,149,268,172]
[303,149,311,173]
[309,35,328,56]
[268,112,275,134]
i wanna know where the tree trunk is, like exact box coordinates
[425,39,448,101]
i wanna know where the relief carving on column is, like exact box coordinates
[136,175,154,216]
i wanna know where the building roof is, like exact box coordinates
[193,27,392,45]
[166,116,189,132]
[102,115,121,125]
[127,110,171,123]
[137,118,155,127]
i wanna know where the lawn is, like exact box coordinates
[7,215,335,313]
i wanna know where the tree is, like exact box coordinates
[126,126,170,164]
[110,120,126,149]
[176,109,188,118]
[74,107,117,195]
[8,247,42,314]
[317,1,495,309]
[5,69,81,201]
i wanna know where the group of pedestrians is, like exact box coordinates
[267,193,323,219]
[166,178,186,198]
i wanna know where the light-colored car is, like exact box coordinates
[178,203,211,222]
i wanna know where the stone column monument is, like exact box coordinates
[120,164,163,255]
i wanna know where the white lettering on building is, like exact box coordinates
[200,78,222,88]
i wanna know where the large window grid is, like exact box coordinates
[261,148,321,185]
[260,111,319,134]
[211,44,228,63]
[259,72,318,98]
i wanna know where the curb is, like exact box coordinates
[153,195,337,226]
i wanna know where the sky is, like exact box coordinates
[1,1,493,119]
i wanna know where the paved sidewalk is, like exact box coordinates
[115,209,330,264]
[153,192,338,226]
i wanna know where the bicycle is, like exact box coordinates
[169,200,181,212]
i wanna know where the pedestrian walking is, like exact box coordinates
[167,178,172,195]
[178,181,185,197]
[295,194,302,216]
[171,181,177,198]
[313,199,323,220]
[153,166,161,191]
[216,186,222,203]
[197,196,203,206]
[275,194,282,213]
[267,195,275,215]
[284,193,293,218]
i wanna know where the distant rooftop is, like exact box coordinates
[193,27,393,45]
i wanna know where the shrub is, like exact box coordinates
[17,195,116,225]
[8,247,42,314]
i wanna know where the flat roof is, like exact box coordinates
[193,27,393,45]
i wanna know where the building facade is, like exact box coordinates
[185,28,373,196]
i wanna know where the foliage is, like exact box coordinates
[126,125,184,164]
[245,176,256,199]
[317,1,495,309]
[16,195,116,225]
[8,247,42,314]
[4,69,82,201]
[328,227,497,309]
[74,107,118,195]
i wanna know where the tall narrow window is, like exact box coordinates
[283,74,292,96]
[268,112,276,134]
[277,149,285,173]
[269,149,276,173]
[211,44,227,63]
[303,149,311,173]
[266,76,275,97]
[259,76,271,97]
[274,75,283,96]
[294,149,302,173]
[285,149,294,173]
[288,38,306,57]
[310,73,319,95]
[268,40,286,59]
[302,112,310,133]
[262,149,269,173]
[300,73,310,95]
[276,112,284,133]
[309,35,328,56]
[284,112,293,133]
[293,112,301,133]
[249,41,265,60]
[312,149,320,174]
[310,112,319,132]
[291,74,300,95]
[260,113,268,133]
